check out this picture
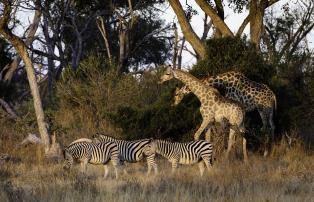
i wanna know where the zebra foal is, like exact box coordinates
[150,140,213,176]
[63,138,120,179]
[92,134,157,175]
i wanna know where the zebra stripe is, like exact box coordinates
[151,140,213,176]
[93,134,157,175]
[63,139,120,179]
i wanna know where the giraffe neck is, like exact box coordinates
[173,69,214,101]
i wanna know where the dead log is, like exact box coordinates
[17,132,63,161]
[0,98,18,119]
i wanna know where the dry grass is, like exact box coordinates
[0,140,313,202]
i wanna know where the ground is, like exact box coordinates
[0,142,313,202]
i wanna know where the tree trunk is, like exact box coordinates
[1,1,41,82]
[249,0,268,51]
[117,24,129,74]
[168,0,207,59]
[0,2,50,151]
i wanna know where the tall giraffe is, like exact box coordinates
[159,67,248,162]
[175,71,277,157]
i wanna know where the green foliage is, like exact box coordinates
[59,0,171,72]
[52,55,199,141]
[191,37,274,83]
[0,38,16,101]
[0,38,12,71]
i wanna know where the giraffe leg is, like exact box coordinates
[220,119,230,149]
[269,110,275,155]
[205,123,215,142]
[226,129,236,160]
[194,119,211,140]
[258,109,271,157]
[242,137,248,163]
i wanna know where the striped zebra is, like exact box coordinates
[92,134,157,175]
[63,138,120,179]
[150,140,213,176]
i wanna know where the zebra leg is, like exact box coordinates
[171,160,178,173]
[198,161,205,176]
[202,156,213,172]
[80,158,88,173]
[111,156,120,179]
[113,165,119,179]
[103,165,109,178]
[63,151,73,170]
[147,154,158,175]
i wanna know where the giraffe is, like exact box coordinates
[174,71,277,157]
[159,67,248,162]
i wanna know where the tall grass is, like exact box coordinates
[0,138,313,202]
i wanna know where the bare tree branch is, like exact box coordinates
[172,23,178,69]
[194,0,233,37]
[168,0,206,59]
[237,13,251,36]
[96,17,112,65]
[0,0,42,82]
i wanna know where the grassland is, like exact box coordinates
[0,139,313,202]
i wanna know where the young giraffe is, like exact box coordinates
[175,71,277,157]
[160,67,248,162]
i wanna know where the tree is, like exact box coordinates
[168,0,282,56]
[0,0,50,152]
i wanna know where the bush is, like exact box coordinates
[52,56,200,142]
[190,36,274,83]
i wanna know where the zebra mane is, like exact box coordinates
[155,139,174,144]
[68,138,93,146]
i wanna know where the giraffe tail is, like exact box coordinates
[273,94,277,112]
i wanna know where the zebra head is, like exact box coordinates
[92,133,115,143]
[142,138,157,156]
[63,148,73,170]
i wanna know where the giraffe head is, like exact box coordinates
[159,66,174,84]
[173,86,191,106]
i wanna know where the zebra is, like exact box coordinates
[92,134,157,175]
[149,139,213,176]
[63,138,121,179]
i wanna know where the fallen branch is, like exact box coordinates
[17,133,43,148]
[0,98,18,119]
[17,132,63,161]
